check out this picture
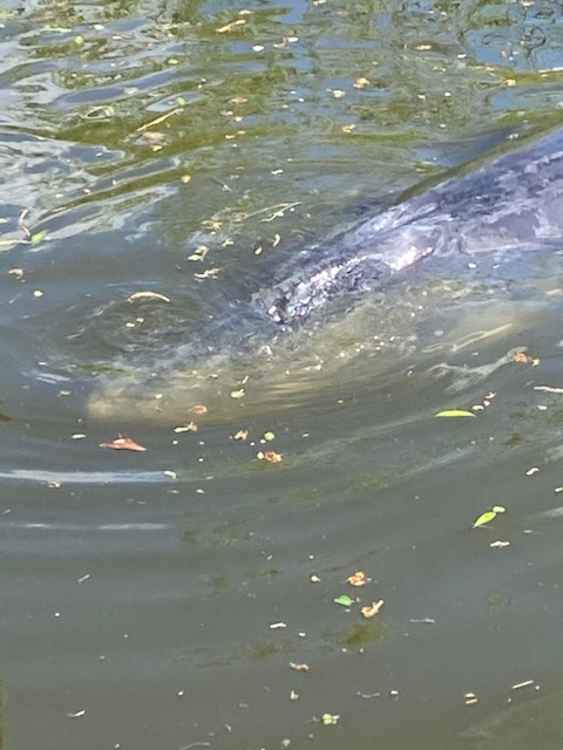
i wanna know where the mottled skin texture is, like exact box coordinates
[257,128,563,325]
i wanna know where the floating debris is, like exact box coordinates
[334,594,354,608]
[99,436,146,452]
[435,409,476,418]
[289,662,310,672]
[321,713,340,726]
[533,385,563,394]
[512,679,535,691]
[188,245,208,262]
[127,291,170,303]
[257,450,283,463]
[473,505,506,528]
[361,600,384,619]
[174,422,198,433]
[193,267,221,280]
[135,107,182,134]
[67,709,86,718]
[216,18,247,33]
[513,351,540,366]
[347,570,368,587]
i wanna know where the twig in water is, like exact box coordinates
[135,107,183,134]
[18,209,31,240]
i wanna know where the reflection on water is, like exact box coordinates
[3,0,563,748]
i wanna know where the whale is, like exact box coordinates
[256,127,563,325]
[87,126,563,423]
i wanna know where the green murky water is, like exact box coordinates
[3,0,563,748]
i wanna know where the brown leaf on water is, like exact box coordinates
[347,570,368,587]
[361,600,384,619]
[233,429,249,441]
[99,436,146,452]
[258,450,283,463]
[191,404,208,416]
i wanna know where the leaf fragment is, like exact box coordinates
[361,600,384,619]
[347,570,367,587]
[173,422,198,433]
[216,18,247,33]
[99,436,146,452]
[472,510,497,528]
[353,77,370,89]
[127,291,171,303]
[31,230,48,246]
[435,410,476,418]
[333,594,354,608]
[188,245,208,262]
[193,267,221,280]
[321,713,340,726]
[257,450,283,463]
[289,662,310,672]
[513,351,540,366]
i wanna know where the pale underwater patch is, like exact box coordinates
[86,277,556,426]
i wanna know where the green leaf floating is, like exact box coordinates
[334,594,354,608]
[31,230,47,246]
[435,410,476,418]
[473,506,506,528]
[473,510,497,528]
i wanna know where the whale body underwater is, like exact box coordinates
[255,126,563,326]
[87,126,563,422]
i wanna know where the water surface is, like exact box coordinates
[2,0,563,748]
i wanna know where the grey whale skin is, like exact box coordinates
[256,128,563,325]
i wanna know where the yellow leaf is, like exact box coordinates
[435,410,476,418]
[473,510,497,528]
